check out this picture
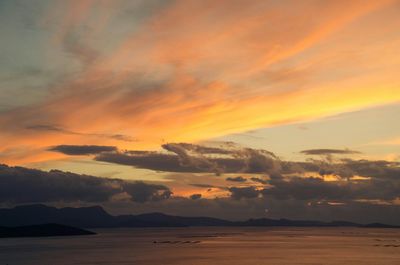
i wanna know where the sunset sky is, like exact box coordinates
[1,0,400,224]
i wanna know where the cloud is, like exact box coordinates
[340,159,400,180]
[27,124,136,142]
[161,143,222,174]
[95,143,281,175]
[54,142,399,186]
[164,143,234,155]
[229,186,260,200]
[47,143,400,203]
[250,177,268,184]
[0,164,172,203]
[49,145,117,155]
[219,155,400,204]
[122,182,172,203]
[263,171,400,202]
[190,194,202,200]
[0,157,400,224]
[26,125,69,133]
[62,32,100,66]
[190,183,219,189]
[226,176,247,182]
[190,184,213,188]
[291,158,400,180]
[96,151,198,172]
[300,149,361,155]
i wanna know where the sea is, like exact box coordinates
[1,227,400,265]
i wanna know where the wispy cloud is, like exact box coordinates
[1,0,399,165]
[27,125,136,142]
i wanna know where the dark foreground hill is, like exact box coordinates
[0,223,95,238]
[0,204,398,229]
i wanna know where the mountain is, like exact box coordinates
[0,204,398,228]
[0,204,231,228]
[0,223,95,238]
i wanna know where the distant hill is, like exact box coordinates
[0,204,398,229]
[0,223,95,238]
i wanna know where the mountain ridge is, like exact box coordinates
[1,204,398,228]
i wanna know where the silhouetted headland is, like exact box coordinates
[0,223,95,238]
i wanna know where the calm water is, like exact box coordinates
[1,227,400,265]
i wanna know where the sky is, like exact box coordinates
[0,0,400,224]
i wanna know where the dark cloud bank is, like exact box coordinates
[0,164,171,203]
[2,143,400,224]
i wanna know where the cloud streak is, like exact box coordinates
[26,125,136,142]
[301,149,361,155]
[49,145,117,155]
